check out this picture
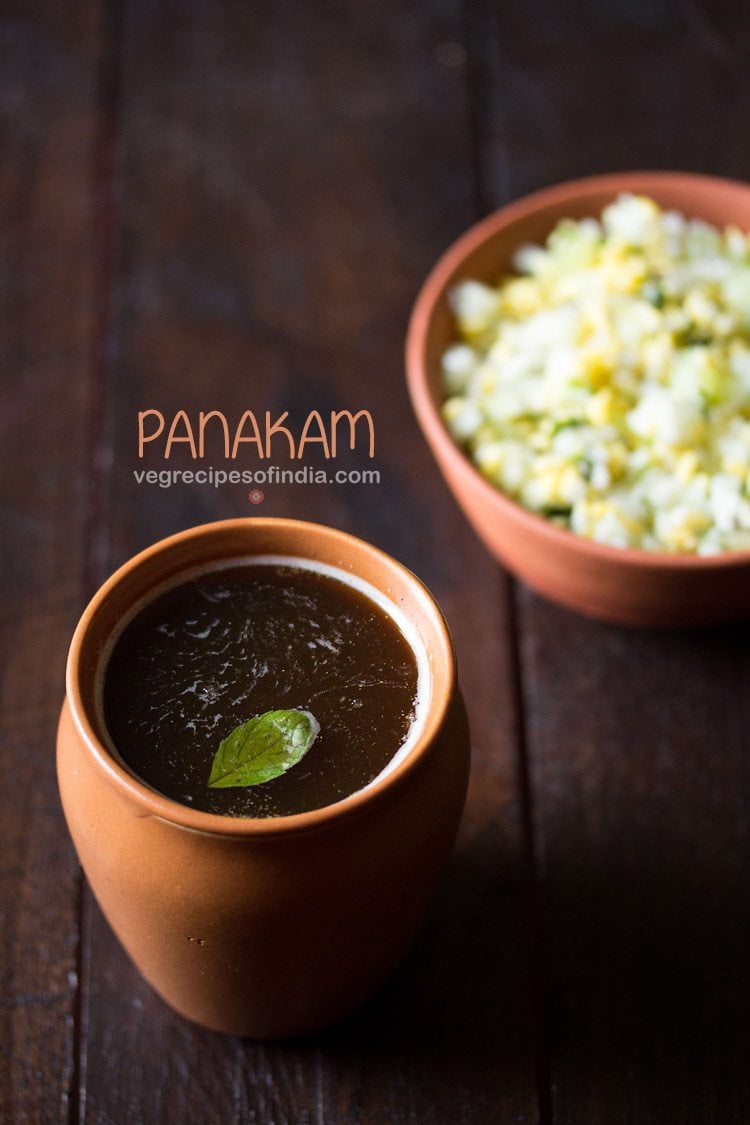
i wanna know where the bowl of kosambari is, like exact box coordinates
[406,172,750,626]
[57,518,470,1036]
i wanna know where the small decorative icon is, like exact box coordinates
[248,489,265,505]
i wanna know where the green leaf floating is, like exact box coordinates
[207,709,320,789]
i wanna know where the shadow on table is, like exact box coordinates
[515,605,750,1119]
[81,820,536,1124]
[252,827,537,1118]
[541,837,750,1118]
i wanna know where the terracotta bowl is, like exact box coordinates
[57,518,470,1037]
[406,172,750,627]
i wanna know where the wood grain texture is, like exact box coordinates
[468,0,750,1119]
[7,0,750,1121]
[76,1,538,1122]
[519,601,750,1122]
[0,2,101,1121]
[466,0,750,206]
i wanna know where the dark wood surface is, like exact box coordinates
[2,1,750,1121]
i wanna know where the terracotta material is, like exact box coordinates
[406,172,750,627]
[57,518,470,1037]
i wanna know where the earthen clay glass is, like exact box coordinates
[57,518,470,1036]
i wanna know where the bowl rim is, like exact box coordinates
[406,170,750,571]
[65,517,457,838]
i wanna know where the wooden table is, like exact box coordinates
[3,2,750,1121]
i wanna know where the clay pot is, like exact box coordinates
[57,518,470,1037]
[406,172,750,627]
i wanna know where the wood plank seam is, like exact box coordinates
[70,0,124,1121]
[461,0,555,1119]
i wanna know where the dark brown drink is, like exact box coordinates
[102,560,422,817]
